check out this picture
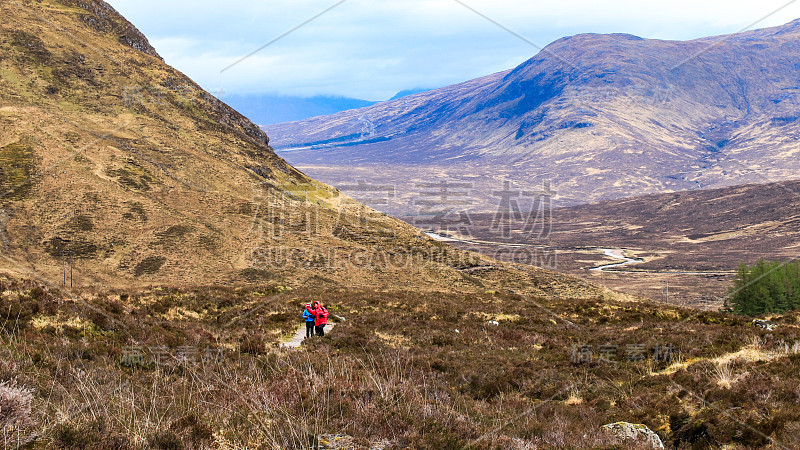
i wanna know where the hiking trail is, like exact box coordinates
[282,322,337,348]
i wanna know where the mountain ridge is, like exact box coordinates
[268,18,800,212]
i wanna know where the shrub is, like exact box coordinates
[0,380,33,429]
[0,294,40,333]
[147,430,184,450]
[54,422,93,448]
[134,256,167,276]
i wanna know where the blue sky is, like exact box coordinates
[107,0,800,101]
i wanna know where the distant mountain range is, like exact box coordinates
[389,88,430,101]
[267,19,800,212]
[224,94,375,125]
[224,89,434,126]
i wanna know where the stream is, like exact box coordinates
[424,231,538,248]
[589,249,643,272]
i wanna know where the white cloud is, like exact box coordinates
[108,0,800,100]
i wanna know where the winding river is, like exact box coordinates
[589,249,644,272]
[424,232,735,275]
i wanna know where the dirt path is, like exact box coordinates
[281,322,336,348]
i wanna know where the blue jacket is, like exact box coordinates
[303,308,315,322]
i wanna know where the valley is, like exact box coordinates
[403,179,800,310]
[267,18,800,314]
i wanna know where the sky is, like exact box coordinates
[107,0,800,101]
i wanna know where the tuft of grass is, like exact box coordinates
[711,362,737,389]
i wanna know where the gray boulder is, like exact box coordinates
[601,422,664,449]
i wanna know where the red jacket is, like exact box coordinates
[315,307,329,326]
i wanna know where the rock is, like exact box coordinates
[601,422,664,449]
[750,319,778,330]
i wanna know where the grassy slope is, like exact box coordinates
[2,277,800,448]
[0,0,309,286]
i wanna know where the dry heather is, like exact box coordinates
[0,379,33,430]
[1,275,799,448]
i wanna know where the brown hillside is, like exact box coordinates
[417,179,800,307]
[0,0,600,298]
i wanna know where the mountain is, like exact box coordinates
[389,88,431,101]
[0,0,602,297]
[224,94,375,126]
[268,20,800,213]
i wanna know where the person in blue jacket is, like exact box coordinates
[302,303,316,339]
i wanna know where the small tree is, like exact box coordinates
[728,259,800,316]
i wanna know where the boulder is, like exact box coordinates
[601,422,664,449]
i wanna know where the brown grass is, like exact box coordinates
[0,275,798,448]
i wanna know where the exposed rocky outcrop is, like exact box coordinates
[57,0,163,59]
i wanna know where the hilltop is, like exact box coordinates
[268,19,800,213]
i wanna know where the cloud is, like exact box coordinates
[108,0,800,100]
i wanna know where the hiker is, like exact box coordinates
[314,302,329,336]
[302,303,316,339]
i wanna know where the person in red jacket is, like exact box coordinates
[314,302,329,336]
[311,301,321,334]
